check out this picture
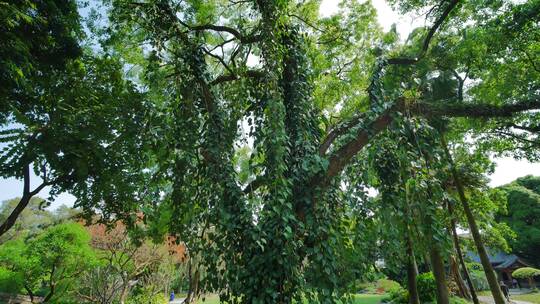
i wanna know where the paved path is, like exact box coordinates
[478,295,533,304]
[169,298,185,304]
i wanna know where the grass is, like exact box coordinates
[194,293,386,304]
[478,290,540,303]
[351,294,386,304]
[512,291,540,303]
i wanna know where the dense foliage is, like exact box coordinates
[0,223,97,302]
[1,0,539,303]
[498,175,540,266]
[0,198,185,303]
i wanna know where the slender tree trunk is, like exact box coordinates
[450,255,469,298]
[429,245,450,304]
[403,191,421,304]
[0,164,49,237]
[440,135,506,304]
[448,201,480,304]
[418,154,450,304]
[43,284,55,303]
[24,285,34,303]
[185,258,200,304]
[406,229,421,304]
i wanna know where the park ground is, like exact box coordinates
[477,290,540,304]
[173,294,386,304]
[178,293,442,303]
[178,291,540,304]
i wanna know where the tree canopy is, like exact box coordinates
[498,175,540,266]
[1,0,539,303]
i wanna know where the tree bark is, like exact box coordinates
[450,255,470,299]
[440,135,506,304]
[429,245,450,304]
[406,228,421,304]
[0,164,49,237]
[185,258,200,304]
[448,201,480,304]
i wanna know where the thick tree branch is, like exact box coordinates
[319,113,367,155]
[179,21,261,43]
[242,176,266,194]
[320,98,540,183]
[324,103,401,181]
[210,70,266,85]
[503,123,540,133]
[387,0,460,65]
[0,165,50,237]
[413,99,540,118]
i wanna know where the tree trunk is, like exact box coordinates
[448,201,480,304]
[42,284,55,303]
[450,255,469,299]
[441,135,506,304]
[429,245,450,304]
[404,192,421,304]
[0,164,48,237]
[24,285,34,303]
[185,259,200,304]
[406,230,421,304]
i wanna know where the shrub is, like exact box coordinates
[512,267,540,289]
[417,272,437,303]
[377,279,402,294]
[512,267,540,279]
[126,292,168,304]
[0,266,22,293]
[384,287,408,304]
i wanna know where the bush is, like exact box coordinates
[512,267,540,279]
[417,272,437,303]
[376,279,402,294]
[126,292,168,304]
[0,266,22,293]
[384,287,408,304]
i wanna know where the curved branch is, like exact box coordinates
[0,165,51,237]
[387,0,460,65]
[182,22,261,43]
[210,70,266,85]
[319,98,540,183]
[414,98,540,118]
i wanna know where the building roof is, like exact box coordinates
[466,250,530,270]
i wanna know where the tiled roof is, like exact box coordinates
[465,250,529,270]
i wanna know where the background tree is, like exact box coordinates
[81,220,180,304]
[0,0,147,236]
[0,197,53,243]
[0,222,97,302]
[498,175,540,266]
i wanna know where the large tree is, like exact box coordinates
[79,0,539,303]
[2,0,539,303]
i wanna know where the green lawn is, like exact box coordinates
[196,293,386,304]
[512,291,540,304]
[478,290,540,303]
[351,294,386,304]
